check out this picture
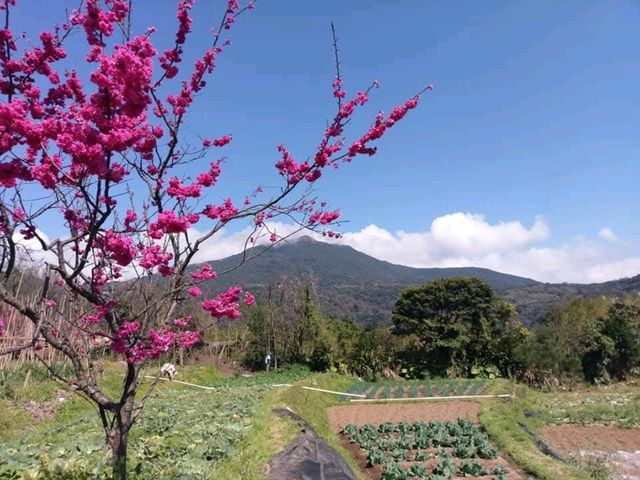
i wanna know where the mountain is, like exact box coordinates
[501,275,640,325]
[198,236,539,326]
[196,236,640,326]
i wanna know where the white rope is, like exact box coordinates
[143,377,365,398]
[301,386,366,398]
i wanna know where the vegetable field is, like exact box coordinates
[0,365,312,479]
[340,418,521,480]
[348,380,487,400]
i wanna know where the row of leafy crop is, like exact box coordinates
[341,419,509,480]
[349,379,486,399]
[378,450,509,480]
[342,419,498,459]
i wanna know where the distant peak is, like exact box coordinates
[294,235,319,244]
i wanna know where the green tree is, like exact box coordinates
[392,277,524,377]
[349,327,397,381]
[521,297,610,382]
[599,301,640,380]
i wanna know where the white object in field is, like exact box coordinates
[160,363,176,380]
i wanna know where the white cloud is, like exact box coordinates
[335,213,549,267]
[598,227,619,243]
[17,212,637,285]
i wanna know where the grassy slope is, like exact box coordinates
[481,382,591,480]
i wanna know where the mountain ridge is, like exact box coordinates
[192,236,640,325]
[193,236,640,326]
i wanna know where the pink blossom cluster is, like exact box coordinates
[149,211,199,239]
[124,210,138,232]
[308,209,340,226]
[0,317,5,337]
[111,318,201,363]
[172,316,191,328]
[167,177,202,200]
[204,135,232,147]
[81,304,113,326]
[346,94,426,160]
[159,0,195,79]
[97,230,137,267]
[191,264,216,280]
[139,244,173,275]
[71,0,129,47]
[188,287,202,297]
[202,286,253,319]
[196,161,222,187]
[203,198,238,222]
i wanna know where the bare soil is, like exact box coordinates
[328,400,481,429]
[541,425,640,452]
[542,425,640,480]
[21,390,70,421]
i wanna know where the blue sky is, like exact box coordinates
[11,1,640,282]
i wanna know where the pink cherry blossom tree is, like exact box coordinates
[0,1,430,477]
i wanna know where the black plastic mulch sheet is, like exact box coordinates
[267,408,357,480]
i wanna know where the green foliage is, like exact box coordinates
[599,302,640,380]
[432,452,456,478]
[381,463,408,480]
[520,298,640,384]
[367,447,386,466]
[406,464,427,478]
[349,327,398,381]
[459,459,487,477]
[414,450,429,461]
[492,465,508,480]
[243,282,397,380]
[392,278,527,377]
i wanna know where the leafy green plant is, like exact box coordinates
[391,448,408,461]
[414,450,429,461]
[381,463,408,480]
[476,443,498,459]
[452,443,475,458]
[432,454,456,478]
[367,448,386,466]
[492,465,508,480]
[379,385,392,399]
[407,463,427,478]
[379,422,395,434]
[459,459,487,477]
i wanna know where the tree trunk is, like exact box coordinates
[111,393,135,479]
[111,424,129,480]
